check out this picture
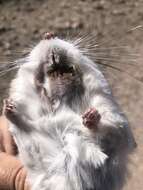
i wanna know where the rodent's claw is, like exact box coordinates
[3,99,17,121]
[82,108,101,130]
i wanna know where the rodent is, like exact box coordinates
[4,32,136,190]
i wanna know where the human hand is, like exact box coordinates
[0,116,30,190]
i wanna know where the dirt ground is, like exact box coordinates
[0,0,143,189]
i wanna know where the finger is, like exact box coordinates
[15,166,30,190]
[0,116,18,155]
[0,131,5,152]
[0,153,30,190]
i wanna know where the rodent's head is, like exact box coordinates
[30,33,84,98]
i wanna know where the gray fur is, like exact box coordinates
[7,37,135,190]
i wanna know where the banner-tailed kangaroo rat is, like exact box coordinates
[4,32,136,190]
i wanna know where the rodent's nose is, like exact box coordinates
[43,32,55,40]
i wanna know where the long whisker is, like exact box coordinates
[127,25,143,32]
[85,55,139,64]
[82,51,140,58]
[0,65,20,77]
[96,61,143,84]
[73,33,99,47]
[81,45,131,51]
[0,62,18,70]
[0,57,30,78]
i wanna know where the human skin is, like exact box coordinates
[0,115,30,190]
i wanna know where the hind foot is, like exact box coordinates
[82,108,101,130]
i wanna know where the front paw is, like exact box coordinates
[82,108,101,130]
[3,99,18,122]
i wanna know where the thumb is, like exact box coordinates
[0,152,30,190]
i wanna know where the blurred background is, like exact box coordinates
[0,0,143,189]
